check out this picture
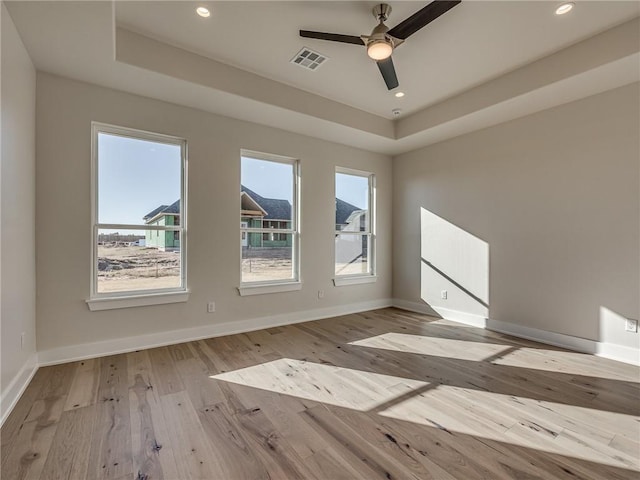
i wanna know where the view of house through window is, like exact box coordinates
[335,168,374,276]
[93,124,186,295]
[240,152,298,284]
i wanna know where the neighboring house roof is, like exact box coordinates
[163,199,180,215]
[143,204,168,221]
[241,191,267,216]
[241,185,291,220]
[336,198,362,225]
[143,199,180,223]
[144,192,361,225]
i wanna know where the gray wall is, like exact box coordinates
[1,5,37,394]
[36,73,392,353]
[393,83,639,349]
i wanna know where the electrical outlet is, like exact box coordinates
[207,302,216,313]
[441,290,448,300]
[625,319,638,333]
[318,290,325,299]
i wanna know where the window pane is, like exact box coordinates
[241,153,297,285]
[98,133,181,224]
[335,234,369,275]
[335,172,369,232]
[242,234,294,283]
[97,229,181,293]
[241,156,294,222]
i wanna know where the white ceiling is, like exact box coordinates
[115,1,639,118]
[4,1,640,154]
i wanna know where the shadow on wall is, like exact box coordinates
[418,208,639,362]
[420,208,490,326]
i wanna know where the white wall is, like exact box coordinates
[1,4,37,412]
[393,83,639,353]
[35,73,392,359]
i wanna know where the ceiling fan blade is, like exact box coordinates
[387,0,461,40]
[300,30,365,46]
[377,57,399,90]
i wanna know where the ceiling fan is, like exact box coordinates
[300,1,461,90]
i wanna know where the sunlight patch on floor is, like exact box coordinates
[349,331,640,382]
[209,356,639,471]
[427,318,484,328]
[377,383,640,471]
[211,358,428,411]
[492,347,640,382]
[348,332,512,361]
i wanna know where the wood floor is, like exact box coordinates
[2,308,639,480]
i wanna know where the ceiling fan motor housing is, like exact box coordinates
[373,3,392,22]
[370,22,390,40]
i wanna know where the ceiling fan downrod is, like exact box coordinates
[372,3,392,23]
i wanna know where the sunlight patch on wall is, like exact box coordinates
[599,306,640,350]
[420,208,489,322]
[211,358,428,411]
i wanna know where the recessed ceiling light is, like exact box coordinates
[395,91,405,98]
[196,6,211,18]
[555,2,574,15]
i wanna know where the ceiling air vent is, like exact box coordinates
[291,48,328,71]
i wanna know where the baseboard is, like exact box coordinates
[487,319,639,366]
[392,299,639,366]
[38,298,393,366]
[486,318,598,354]
[430,307,487,329]
[390,298,434,315]
[391,299,486,328]
[596,342,640,365]
[1,353,38,427]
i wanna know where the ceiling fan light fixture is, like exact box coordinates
[367,40,393,60]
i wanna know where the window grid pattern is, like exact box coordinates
[91,123,187,298]
[335,168,375,278]
[240,152,300,285]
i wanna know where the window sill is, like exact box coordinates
[333,275,377,287]
[238,282,302,297]
[86,291,190,311]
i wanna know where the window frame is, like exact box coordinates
[334,166,376,285]
[88,122,188,307]
[239,149,301,295]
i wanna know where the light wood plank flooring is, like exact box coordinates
[2,308,639,479]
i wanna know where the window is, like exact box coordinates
[335,167,375,282]
[89,123,187,307]
[240,150,299,293]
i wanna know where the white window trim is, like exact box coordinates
[240,150,301,290]
[334,167,376,284]
[237,282,302,297]
[333,275,377,286]
[87,291,190,311]
[88,123,188,309]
